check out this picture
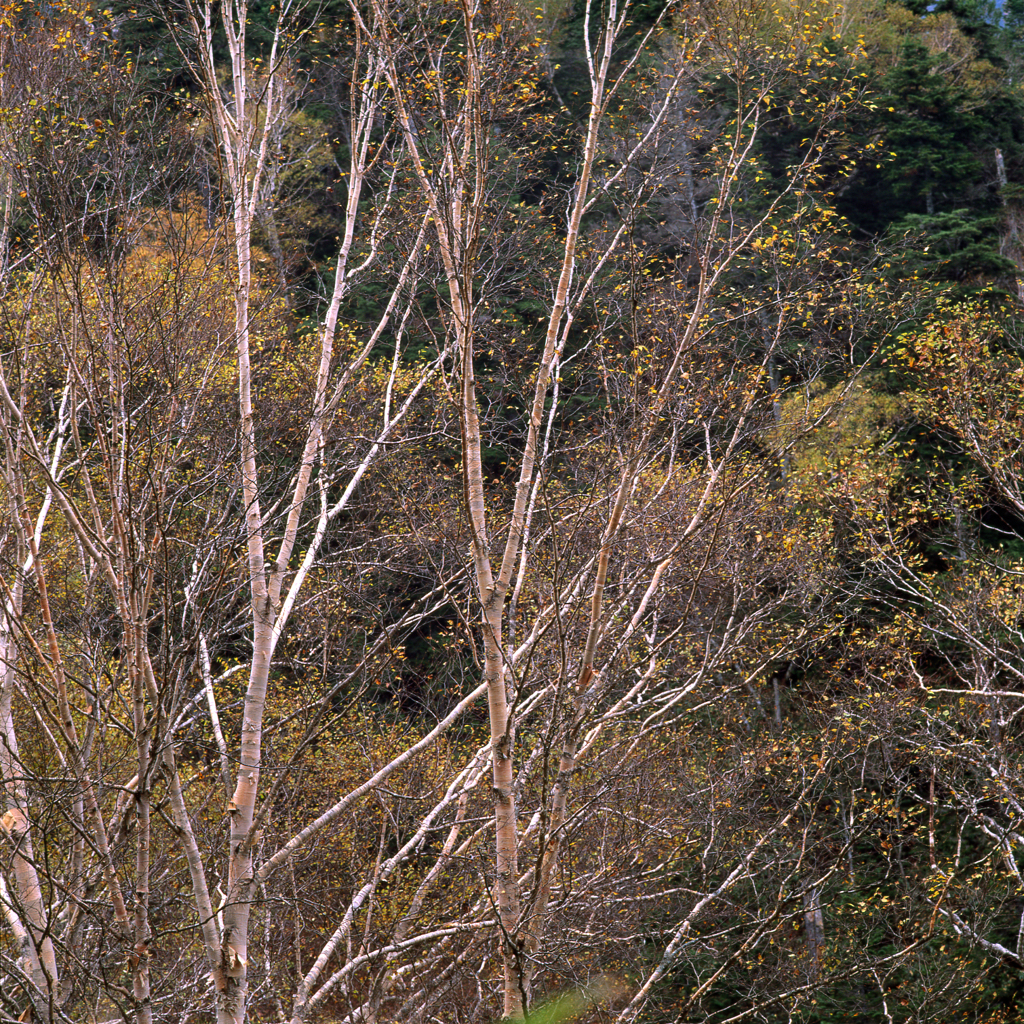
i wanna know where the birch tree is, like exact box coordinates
[334,0,882,1018]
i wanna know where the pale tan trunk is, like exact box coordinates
[996,148,1024,302]
[456,242,524,1015]
[0,601,58,1013]
[363,4,527,1008]
[184,10,277,1020]
[218,184,270,1024]
[483,596,523,1018]
[361,0,656,1013]
[181,3,410,1017]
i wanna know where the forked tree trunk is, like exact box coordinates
[358,0,686,1013]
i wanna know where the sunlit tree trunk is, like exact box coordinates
[0,562,57,1018]
[358,0,692,1012]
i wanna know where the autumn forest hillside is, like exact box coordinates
[2,0,1024,1021]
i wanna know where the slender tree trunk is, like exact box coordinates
[0,585,58,1017]
[803,886,824,978]
[995,147,1024,301]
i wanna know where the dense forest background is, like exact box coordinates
[4,0,1024,1020]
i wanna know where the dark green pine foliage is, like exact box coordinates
[890,209,1016,282]
[836,40,981,232]
[880,42,983,218]
[839,40,1019,290]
